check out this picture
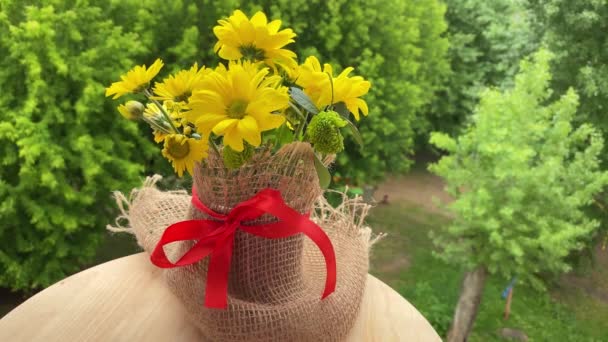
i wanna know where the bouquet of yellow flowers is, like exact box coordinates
[106,10,369,183]
[107,10,374,341]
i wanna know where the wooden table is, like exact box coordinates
[0,253,440,341]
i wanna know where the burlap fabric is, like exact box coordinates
[108,142,373,341]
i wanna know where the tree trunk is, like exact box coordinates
[447,266,487,342]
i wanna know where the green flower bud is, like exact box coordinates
[117,101,145,120]
[223,143,255,169]
[306,110,347,154]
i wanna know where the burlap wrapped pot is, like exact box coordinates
[108,142,373,341]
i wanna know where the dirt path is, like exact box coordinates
[375,169,452,214]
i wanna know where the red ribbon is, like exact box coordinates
[150,187,337,309]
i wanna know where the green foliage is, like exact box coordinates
[425,0,539,137]
[0,0,154,290]
[222,143,254,170]
[529,0,608,133]
[528,0,608,260]
[412,281,453,335]
[429,49,608,288]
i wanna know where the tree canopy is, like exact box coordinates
[430,49,608,287]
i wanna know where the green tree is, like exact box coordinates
[529,0,608,133]
[0,0,152,290]
[429,50,608,341]
[425,0,539,137]
[528,0,608,247]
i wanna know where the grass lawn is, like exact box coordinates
[368,202,608,341]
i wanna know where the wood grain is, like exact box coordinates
[0,253,440,341]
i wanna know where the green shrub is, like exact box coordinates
[0,0,153,290]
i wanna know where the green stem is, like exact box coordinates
[289,101,307,121]
[326,72,334,106]
[209,137,220,155]
[289,101,308,140]
[144,89,179,133]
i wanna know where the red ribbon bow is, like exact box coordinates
[150,187,337,309]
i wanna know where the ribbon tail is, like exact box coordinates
[245,190,338,300]
[204,234,235,309]
[247,220,337,299]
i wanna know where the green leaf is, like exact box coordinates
[275,123,294,145]
[313,153,331,189]
[349,187,364,195]
[334,102,350,118]
[333,102,364,147]
[289,87,319,115]
[345,120,364,147]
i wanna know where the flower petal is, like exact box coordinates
[237,116,262,147]
[212,118,239,135]
[194,114,227,134]
[223,126,244,151]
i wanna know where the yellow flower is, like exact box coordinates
[105,59,164,99]
[295,56,333,107]
[152,63,211,103]
[187,62,288,152]
[162,134,208,177]
[296,56,371,120]
[213,10,297,75]
[153,130,166,143]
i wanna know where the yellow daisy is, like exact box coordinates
[187,62,288,152]
[162,134,208,177]
[213,10,297,74]
[152,63,211,103]
[296,56,371,120]
[105,59,164,99]
[295,56,333,107]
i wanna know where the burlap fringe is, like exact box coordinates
[106,175,186,234]
[107,175,381,250]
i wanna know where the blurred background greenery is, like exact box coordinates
[1,0,607,340]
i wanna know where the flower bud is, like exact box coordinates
[305,110,347,154]
[117,101,145,120]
